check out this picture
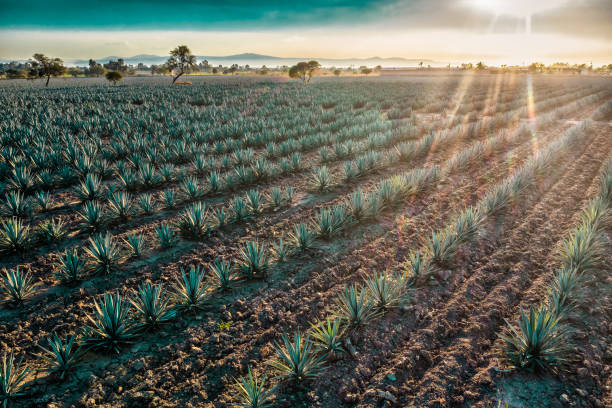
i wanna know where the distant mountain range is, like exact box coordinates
[68,53,439,68]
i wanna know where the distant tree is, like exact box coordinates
[87,59,105,77]
[529,62,545,73]
[68,67,81,77]
[105,70,123,85]
[333,69,342,76]
[229,64,238,75]
[29,53,66,86]
[360,67,373,75]
[375,65,382,71]
[475,61,487,70]
[288,60,320,83]
[5,68,26,79]
[212,67,219,74]
[418,61,424,69]
[259,67,269,75]
[167,45,198,84]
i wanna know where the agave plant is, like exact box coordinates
[137,193,156,215]
[0,351,31,406]
[0,218,30,254]
[38,218,67,243]
[231,197,250,222]
[208,171,221,193]
[268,330,324,382]
[310,318,345,360]
[268,187,285,208]
[426,229,459,267]
[130,282,176,329]
[78,201,105,232]
[37,334,84,379]
[334,285,374,332]
[289,222,315,252]
[347,189,368,222]
[108,191,133,221]
[55,249,86,283]
[156,223,177,248]
[162,189,176,209]
[0,266,39,305]
[364,272,405,312]
[272,238,292,262]
[82,292,137,353]
[172,265,209,312]
[313,206,348,239]
[177,202,210,239]
[238,240,270,279]
[182,176,204,200]
[547,266,584,317]
[452,207,484,243]
[84,232,121,275]
[312,166,332,192]
[245,189,264,215]
[498,305,571,373]
[209,259,235,291]
[9,165,34,193]
[559,223,604,274]
[124,233,146,258]
[76,173,104,202]
[2,191,31,218]
[212,207,228,228]
[233,367,274,408]
[403,251,433,283]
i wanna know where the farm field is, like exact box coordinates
[1,74,612,408]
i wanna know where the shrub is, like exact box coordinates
[82,292,137,353]
[0,266,39,305]
[268,330,323,382]
[498,305,571,373]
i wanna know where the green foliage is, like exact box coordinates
[2,191,31,218]
[37,334,84,379]
[108,191,132,221]
[498,305,571,373]
[82,292,137,353]
[210,258,235,291]
[310,318,345,359]
[313,205,349,239]
[172,265,209,312]
[289,222,315,252]
[85,232,121,275]
[155,223,177,248]
[334,285,374,331]
[272,238,292,262]
[137,193,156,215]
[76,173,103,202]
[124,233,146,258]
[78,201,105,232]
[238,241,270,279]
[233,367,275,408]
[268,330,323,382]
[177,201,210,239]
[130,282,176,329]
[0,266,39,305]
[37,217,67,243]
[364,272,405,312]
[105,70,123,85]
[0,351,31,406]
[0,218,30,254]
[312,166,332,191]
[55,249,86,283]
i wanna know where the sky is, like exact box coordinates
[0,0,610,65]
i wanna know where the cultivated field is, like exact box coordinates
[1,74,611,408]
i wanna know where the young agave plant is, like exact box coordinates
[272,238,292,262]
[76,173,104,202]
[82,292,137,353]
[498,304,571,373]
[37,334,84,379]
[268,187,285,208]
[108,191,133,221]
[310,318,345,360]
[268,330,324,383]
[32,191,52,213]
[403,251,433,283]
[2,191,31,218]
[233,367,275,408]
[181,176,204,200]
[547,266,584,317]
[55,249,86,283]
[156,223,177,248]
[212,208,228,228]
[364,272,405,312]
[177,202,210,239]
[289,222,315,252]
[78,201,105,232]
[245,189,264,215]
[312,166,332,192]
[313,206,348,239]
[238,240,270,279]
[137,193,156,215]
[0,218,30,254]
[38,218,67,243]
[0,351,31,406]
[130,282,176,329]
[162,189,176,209]
[451,207,483,244]
[172,265,209,312]
[84,232,121,275]
[208,171,221,193]
[231,197,250,222]
[335,285,374,334]
[124,233,146,258]
[558,223,604,274]
[0,266,39,305]
[347,189,368,222]
[209,258,235,291]
[426,229,459,267]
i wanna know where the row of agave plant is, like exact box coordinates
[497,155,612,373]
[220,120,596,406]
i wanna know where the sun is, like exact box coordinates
[466,0,566,17]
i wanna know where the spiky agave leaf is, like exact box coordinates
[155,223,177,248]
[558,223,604,274]
[312,166,332,192]
[334,285,374,332]
[2,191,31,219]
[547,266,584,318]
[403,251,433,283]
[177,201,210,239]
[310,318,345,359]
[268,330,324,382]
[37,217,67,243]
[107,191,132,221]
[0,351,31,405]
[82,292,137,353]
[76,173,103,202]
[0,266,39,305]
[37,334,84,379]
[84,232,121,275]
[364,272,405,312]
[232,367,275,408]
[130,282,176,329]
[289,222,315,252]
[272,238,292,262]
[498,305,571,373]
[172,265,209,312]
[245,189,264,215]
[78,200,105,232]
[0,218,30,254]
[238,241,270,279]
[426,228,459,267]
[124,233,146,258]
[55,248,86,283]
[137,193,156,215]
[210,258,236,291]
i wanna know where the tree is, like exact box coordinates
[167,45,198,84]
[29,53,66,86]
[87,59,105,77]
[68,67,81,77]
[333,69,342,76]
[475,61,487,71]
[360,67,372,75]
[105,70,123,85]
[288,60,320,83]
